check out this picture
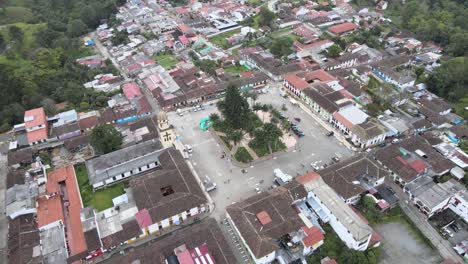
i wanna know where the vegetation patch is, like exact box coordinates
[234,146,253,163]
[75,164,125,211]
[307,224,381,264]
[219,135,232,150]
[208,28,240,48]
[224,64,247,75]
[358,197,436,249]
[153,53,178,69]
[0,7,33,24]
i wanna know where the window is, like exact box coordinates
[160,185,174,196]
[358,239,368,247]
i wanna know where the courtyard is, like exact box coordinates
[167,86,353,218]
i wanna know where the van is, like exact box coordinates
[176,109,183,116]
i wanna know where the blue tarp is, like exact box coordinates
[116,116,138,124]
[85,40,95,45]
[447,135,459,143]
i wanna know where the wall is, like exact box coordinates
[449,194,468,223]
[306,192,371,251]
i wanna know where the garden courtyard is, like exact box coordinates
[209,86,296,163]
[75,164,125,211]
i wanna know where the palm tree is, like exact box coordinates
[229,130,243,146]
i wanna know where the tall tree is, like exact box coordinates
[217,85,250,129]
[67,19,87,37]
[8,26,24,42]
[327,44,342,58]
[257,6,276,28]
[91,125,123,154]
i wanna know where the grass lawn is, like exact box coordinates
[208,29,241,48]
[268,29,300,42]
[234,146,253,163]
[224,65,247,75]
[0,6,33,24]
[75,164,125,211]
[153,53,178,69]
[0,22,46,65]
[249,139,286,157]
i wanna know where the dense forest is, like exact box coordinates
[354,0,468,117]
[0,0,125,132]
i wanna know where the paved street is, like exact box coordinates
[0,154,8,264]
[387,179,464,263]
[168,87,352,219]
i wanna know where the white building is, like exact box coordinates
[449,190,468,223]
[296,173,373,251]
[226,182,324,264]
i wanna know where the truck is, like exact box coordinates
[273,168,292,186]
[289,98,299,106]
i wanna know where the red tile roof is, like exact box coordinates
[179,35,189,45]
[333,111,354,130]
[328,22,358,35]
[240,71,255,78]
[305,69,336,82]
[302,226,324,247]
[409,160,428,174]
[135,209,153,229]
[178,24,191,33]
[37,196,64,228]
[24,107,47,128]
[44,166,87,257]
[256,211,272,225]
[123,82,142,100]
[78,114,99,130]
[296,172,320,184]
[284,73,309,91]
[26,129,48,144]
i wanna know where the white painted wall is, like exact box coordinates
[307,192,371,251]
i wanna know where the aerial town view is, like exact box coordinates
[0,0,467,263]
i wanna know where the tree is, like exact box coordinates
[448,33,468,56]
[209,113,220,123]
[41,98,57,115]
[67,19,87,37]
[9,26,24,43]
[111,29,129,45]
[80,5,98,28]
[91,125,123,154]
[194,59,218,75]
[327,44,342,58]
[252,122,283,154]
[217,85,250,129]
[229,130,243,146]
[257,7,276,28]
[269,37,293,57]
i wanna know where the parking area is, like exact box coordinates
[167,86,353,219]
[430,209,468,247]
[376,221,442,264]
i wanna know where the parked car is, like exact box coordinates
[294,117,301,122]
[332,156,340,163]
[450,223,460,232]
[325,131,334,137]
[442,227,454,238]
